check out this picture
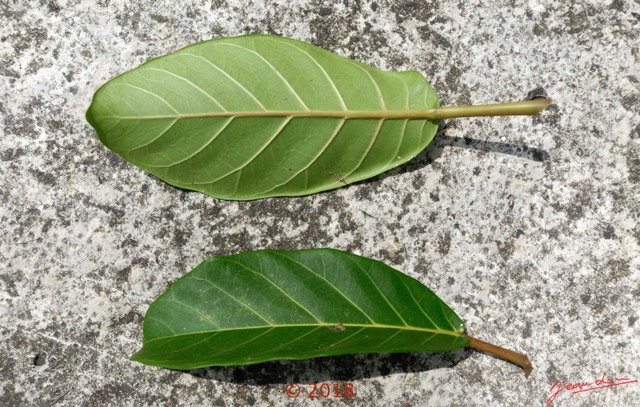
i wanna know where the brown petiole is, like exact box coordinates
[466,335,533,378]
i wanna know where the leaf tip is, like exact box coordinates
[85,100,97,129]
[129,350,144,363]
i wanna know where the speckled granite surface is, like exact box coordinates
[1,1,639,406]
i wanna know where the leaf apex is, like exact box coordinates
[129,350,143,362]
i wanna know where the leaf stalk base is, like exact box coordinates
[467,335,532,378]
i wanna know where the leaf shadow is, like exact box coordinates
[353,122,550,188]
[185,349,473,385]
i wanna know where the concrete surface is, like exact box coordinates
[1,0,639,406]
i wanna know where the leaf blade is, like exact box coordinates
[87,35,440,200]
[131,249,467,369]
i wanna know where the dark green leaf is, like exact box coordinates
[131,249,468,369]
[86,34,440,200]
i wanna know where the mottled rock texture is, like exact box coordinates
[1,0,638,406]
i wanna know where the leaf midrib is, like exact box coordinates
[143,322,464,345]
[96,109,440,120]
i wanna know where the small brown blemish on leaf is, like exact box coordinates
[329,172,349,184]
[288,168,292,171]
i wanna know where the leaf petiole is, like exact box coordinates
[467,335,533,378]
[426,98,552,120]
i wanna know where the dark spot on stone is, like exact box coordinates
[115,4,142,34]
[580,294,590,305]
[370,2,378,11]
[107,207,126,228]
[522,322,532,339]
[401,2,417,11]
[318,7,332,16]
[632,12,640,21]
[110,310,142,327]
[355,184,374,201]
[429,192,439,202]
[472,167,481,176]
[29,169,57,186]
[47,1,61,13]
[33,352,46,366]
[602,224,616,239]
[247,395,256,406]
[1,148,24,161]
[207,205,222,216]
[116,266,131,283]
[13,26,48,54]
[437,231,451,255]
[607,258,630,279]
[620,94,638,111]
[568,305,578,318]
[629,316,638,327]
[47,116,65,131]
[411,174,423,189]
[120,237,139,250]
[463,136,472,145]
[0,273,19,297]
[445,65,463,90]
[408,225,425,238]
[0,65,19,78]
[447,276,454,285]
[496,241,514,261]
[173,229,190,247]
[417,25,452,50]
[513,229,525,238]
[150,13,170,23]
[338,212,357,232]
[566,204,584,221]
[608,0,625,12]
[629,155,640,184]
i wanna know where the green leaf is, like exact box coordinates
[131,248,468,369]
[86,34,441,200]
[87,35,551,200]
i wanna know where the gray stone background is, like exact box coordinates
[1,0,638,405]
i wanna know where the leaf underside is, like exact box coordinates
[86,35,440,200]
[131,249,467,370]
